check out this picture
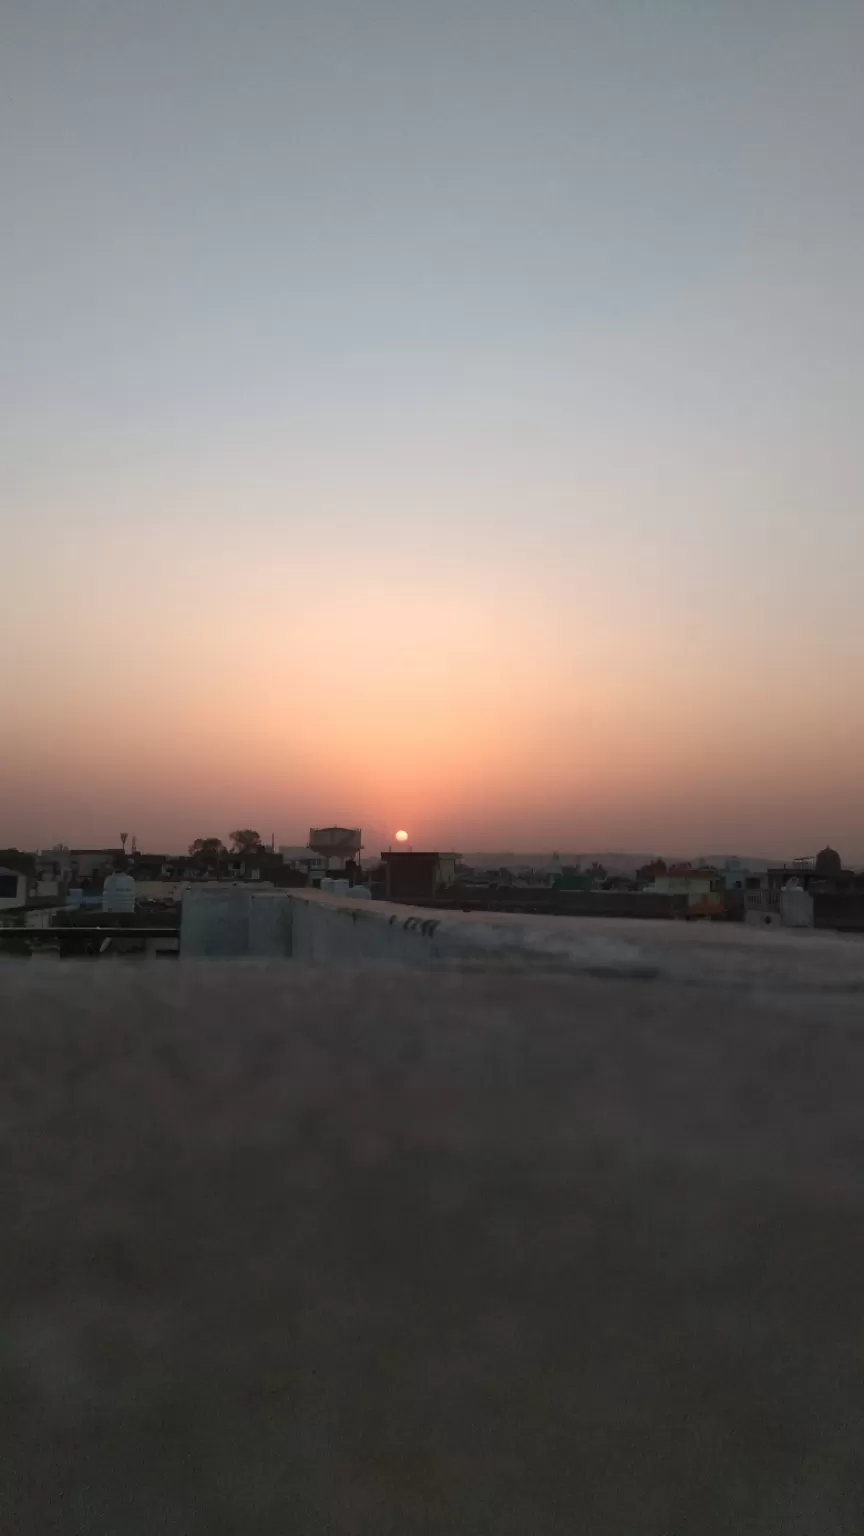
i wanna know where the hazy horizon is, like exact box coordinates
[3,1,862,858]
[7,826,857,870]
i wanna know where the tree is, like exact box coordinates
[188,837,226,860]
[229,829,263,856]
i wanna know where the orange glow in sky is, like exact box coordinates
[2,2,863,861]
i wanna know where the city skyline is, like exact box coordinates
[3,0,862,857]
[6,822,859,870]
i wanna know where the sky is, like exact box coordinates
[2,0,863,859]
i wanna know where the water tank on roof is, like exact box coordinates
[781,885,814,928]
[103,872,136,914]
[308,826,362,860]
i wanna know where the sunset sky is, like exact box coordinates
[2,0,863,859]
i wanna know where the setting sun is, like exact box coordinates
[395,830,409,843]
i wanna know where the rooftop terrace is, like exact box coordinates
[2,952,863,1529]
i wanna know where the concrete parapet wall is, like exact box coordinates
[181,886,654,975]
[181,886,294,958]
[181,885,864,990]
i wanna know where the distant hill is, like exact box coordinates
[462,852,657,873]
[462,851,776,873]
[696,854,773,872]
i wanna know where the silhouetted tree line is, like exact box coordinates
[188,831,263,859]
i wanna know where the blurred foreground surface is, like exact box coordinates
[2,959,864,1533]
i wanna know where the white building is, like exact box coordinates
[279,846,326,876]
[718,858,754,891]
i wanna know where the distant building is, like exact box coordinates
[0,866,29,910]
[651,866,725,917]
[0,849,36,876]
[636,860,667,884]
[744,846,853,917]
[69,849,123,882]
[133,879,194,903]
[717,857,754,891]
[553,871,595,892]
[280,846,326,877]
[381,851,461,904]
[36,845,72,880]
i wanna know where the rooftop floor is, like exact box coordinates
[3,959,864,1529]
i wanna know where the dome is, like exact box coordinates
[814,845,843,879]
